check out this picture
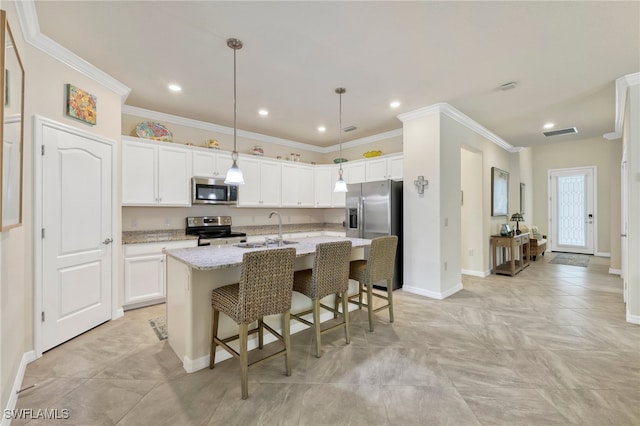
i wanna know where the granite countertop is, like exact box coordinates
[122,230,198,244]
[164,236,370,271]
[123,223,345,244]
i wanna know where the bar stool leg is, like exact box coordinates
[258,319,264,349]
[209,309,219,369]
[313,299,321,358]
[387,279,394,323]
[366,284,374,332]
[283,311,292,376]
[358,282,364,309]
[342,291,350,344]
[239,323,249,399]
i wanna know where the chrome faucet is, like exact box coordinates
[268,211,283,246]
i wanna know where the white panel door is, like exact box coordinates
[549,167,595,254]
[41,125,113,351]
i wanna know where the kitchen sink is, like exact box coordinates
[233,240,298,249]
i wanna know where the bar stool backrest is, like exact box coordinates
[366,236,398,285]
[311,241,353,299]
[237,248,296,323]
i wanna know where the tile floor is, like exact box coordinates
[14,254,640,425]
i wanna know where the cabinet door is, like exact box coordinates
[260,159,282,207]
[297,164,315,207]
[158,145,192,205]
[215,151,234,177]
[344,162,365,184]
[314,166,333,207]
[122,141,157,205]
[387,154,403,180]
[237,156,262,206]
[192,150,217,178]
[365,158,388,181]
[123,253,165,306]
[280,163,298,207]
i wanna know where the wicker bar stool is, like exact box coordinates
[209,247,296,399]
[347,235,398,332]
[291,241,352,358]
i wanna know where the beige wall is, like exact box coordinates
[1,0,123,410]
[460,147,484,272]
[531,137,621,256]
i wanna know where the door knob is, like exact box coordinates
[102,238,113,245]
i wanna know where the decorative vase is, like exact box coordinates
[500,224,511,236]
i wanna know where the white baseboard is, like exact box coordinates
[595,252,611,258]
[113,308,124,320]
[402,283,463,300]
[2,351,37,426]
[608,268,622,275]
[461,269,490,277]
[626,311,640,325]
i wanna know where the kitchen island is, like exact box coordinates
[164,236,371,372]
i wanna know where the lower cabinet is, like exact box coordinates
[123,239,197,310]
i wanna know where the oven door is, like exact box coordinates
[192,177,238,205]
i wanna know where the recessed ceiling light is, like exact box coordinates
[258,109,269,116]
[317,126,326,133]
[168,84,182,92]
[543,122,555,129]
[390,101,401,108]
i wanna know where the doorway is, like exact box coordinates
[34,116,117,354]
[548,167,596,254]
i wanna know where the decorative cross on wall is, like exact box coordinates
[414,176,428,195]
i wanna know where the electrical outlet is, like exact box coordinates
[444,218,448,227]
[131,218,138,228]
[444,261,448,271]
[165,218,171,227]
[468,249,474,256]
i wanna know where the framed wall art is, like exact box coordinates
[65,84,97,125]
[1,10,25,230]
[491,166,509,217]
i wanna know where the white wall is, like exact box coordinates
[531,137,621,256]
[460,147,484,274]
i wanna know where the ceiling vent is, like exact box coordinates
[343,125,357,132]
[543,127,578,137]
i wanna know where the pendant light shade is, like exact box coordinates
[334,87,348,193]
[224,38,245,185]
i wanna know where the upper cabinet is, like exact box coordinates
[281,163,315,207]
[364,153,403,181]
[314,165,346,208]
[237,156,282,207]
[192,149,234,179]
[121,136,401,208]
[122,138,192,206]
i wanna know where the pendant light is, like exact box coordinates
[333,87,348,193]
[224,38,245,185]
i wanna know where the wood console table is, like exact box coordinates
[491,233,530,276]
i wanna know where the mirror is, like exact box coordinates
[1,10,25,230]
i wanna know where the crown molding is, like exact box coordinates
[614,72,640,135]
[397,102,518,153]
[123,105,402,154]
[15,0,130,100]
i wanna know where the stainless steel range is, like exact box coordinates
[186,216,247,246]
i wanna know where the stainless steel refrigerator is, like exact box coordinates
[346,180,402,289]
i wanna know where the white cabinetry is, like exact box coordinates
[237,156,282,207]
[123,239,197,310]
[192,149,234,178]
[314,165,345,208]
[122,138,192,206]
[343,161,366,184]
[365,153,403,181]
[281,163,315,207]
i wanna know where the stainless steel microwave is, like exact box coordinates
[192,177,238,205]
